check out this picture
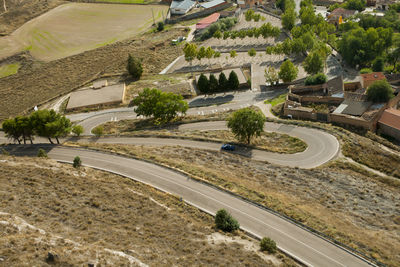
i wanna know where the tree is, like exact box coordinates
[205,46,214,63]
[213,30,222,39]
[214,51,221,58]
[183,43,197,77]
[209,74,219,94]
[279,60,298,83]
[197,46,206,63]
[92,126,104,137]
[45,115,71,144]
[265,66,279,85]
[260,237,277,254]
[366,80,394,102]
[2,118,21,144]
[218,72,228,91]
[215,209,240,232]
[37,148,48,158]
[248,48,256,57]
[230,50,237,58]
[303,52,324,75]
[132,88,189,124]
[72,125,84,137]
[127,54,143,80]
[16,116,34,144]
[30,109,65,144]
[305,73,327,85]
[197,74,209,94]
[227,108,266,144]
[344,0,366,11]
[282,8,296,31]
[372,57,385,72]
[227,71,239,90]
[73,156,82,168]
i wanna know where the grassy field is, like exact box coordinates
[264,94,287,107]
[0,155,293,266]
[72,143,400,267]
[0,3,168,61]
[0,63,20,78]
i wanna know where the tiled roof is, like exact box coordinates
[330,8,356,17]
[334,99,372,116]
[379,109,400,130]
[197,13,220,25]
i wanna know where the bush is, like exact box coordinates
[92,126,104,137]
[260,237,277,254]
[304,73,327,85]
[197,74,209,94]
[127,54,143,80]
[360,68,372,74]
[199,17,238,41]
[248,48,256,57]
[157,21,164,32]
[215,209,240,232]
[72,125,84,137]
[73,156,81,168]
[366,80,394,102]
[37,148,48,158]
[372,57,385,72]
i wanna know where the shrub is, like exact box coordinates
[248,48,256,57]
[366,80,394,102]
[197,74,209,94]
[215,209,240,232]
[72,125,84,137]
[37,148,48,158]
[73,156,81,168]
[199,17,238,41]
[360,68,372,74]
[372,57,385,72]
[127,54,143,80]
[157,21,164,32]
[92,126,104,137]
[260,237,277,254]
[305,73,327,85]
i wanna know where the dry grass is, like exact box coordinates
[71,143,400,267]
[0,155,296,266]
[0,28,185,121]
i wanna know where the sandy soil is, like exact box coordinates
[0,3,168,61]
[0,155,294,266]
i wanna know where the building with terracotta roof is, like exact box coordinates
[378,108,400,141]
[196,13,220,30]
[361,72,386,89]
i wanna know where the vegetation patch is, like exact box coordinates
[264,94,287,107]
[0,63,20,78]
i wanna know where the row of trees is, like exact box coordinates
[132,88,188,125]
[199,17,238,41]
[183,43,221,67]
[213,23,281,41]
[2,110,73,144]
[197,71,239,94]
[244,9,266,22]
[264,60,299,84]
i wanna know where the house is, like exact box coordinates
[377,0,395,10]
[327,8,357,26]
[360,72,386,89]
[237,0,263,8]
[196,13,220,30]
[170,0,196,15]
[378,108,400,140]
[200,0,227,10]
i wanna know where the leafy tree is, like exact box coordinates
[366,80,394,102]
[183,43,197,76]
[72,125,84,137]
[215,209,240,232]
[17,116,34,144]
[279,60,298,83]
[227,71,239,90]
[73,156,82,168]
[223,31,230,40]
[30,109,66,144]
[157,21,164,32]
[230,50,237,58]
[214,51,221,58]
[213,30,222,39]
[37,148,47,158]
[197,74,209,94]
[92,126,104,137]
[227,108,266,144]
[265,66,279,85]
[205,47,214,62]
[45,115,71,144]
[303,52,324,74]
[360,68,372,74]
[2,118,21,144]
[344,0,366,11]
[305,73,327,85]
[132,88,189,124]
[282,8,296,31]
[218,72,228,91]
[209,74,219,94]
[372,57,385,72]
[127,54,143,80]
[260,237,277,254]
[300,6,317,26]
[197,46,206,62]
[245,9,255,21]
[248,48,256,57]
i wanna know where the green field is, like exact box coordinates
[0,63,20,78]
[0,3,168,61]
[264,93,287,107]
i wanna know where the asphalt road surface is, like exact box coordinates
[3,145,371,267]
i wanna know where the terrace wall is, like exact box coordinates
[166,2,233,23]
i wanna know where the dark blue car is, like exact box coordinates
[221,144,235,151]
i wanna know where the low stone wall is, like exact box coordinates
[378,123,400,141]
[288,93,343,105]
[329,113,374,130]
[166,2,233,24]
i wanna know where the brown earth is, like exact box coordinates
[72,143,400,267]
[0,0,65,35]
[0,155,297,266]
[0,28,185,121]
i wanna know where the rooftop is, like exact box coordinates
[361,72,386,88]
[378,108,400,130]
[334,99,372,116]
[330,7,357,17]
[200,0,226,9]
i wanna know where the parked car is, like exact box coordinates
[221,144,235,151]
[171,36,186,45]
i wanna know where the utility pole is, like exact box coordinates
[151,8,155,25]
